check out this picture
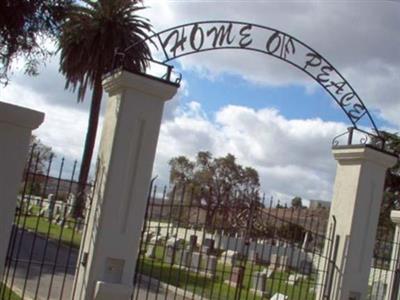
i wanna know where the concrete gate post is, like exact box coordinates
[385,210,400,300]
[72,70,178,300]
[317,145,397,300]
[0,102,44,281]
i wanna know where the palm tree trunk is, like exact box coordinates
[74,73,103,219]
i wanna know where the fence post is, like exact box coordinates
[0,102,44,281]
[72,70,178,300]
[317,145,397,300]
[385,211,400,300]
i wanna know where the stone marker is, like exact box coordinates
[251,270,268,296]
[271,293,288,300]
[47,194,55,219]
[228,266,245,288]
[189,235,198,251]
[190,252,201,271]
[371,281,386,299]
[165,246,176,265]
[145,244,156,258]
[224,250,239,266]
[205,255,217,277]
[288,274,303,285]
[202,238,215,254]
[298,259,312,275]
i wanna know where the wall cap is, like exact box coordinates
[0,101,44,130]
[102,70,178,100]
[332,145,398,169]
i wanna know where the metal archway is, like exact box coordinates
[119,20,380,136]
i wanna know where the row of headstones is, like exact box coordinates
[18,193,85,231]
[146,234,219,278]
[225,266,311,297]
[221,249,313,276]
[144,231,313,277]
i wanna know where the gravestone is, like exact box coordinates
[224,250,239,266]
[189,235,198,251]
[371,281,386,299]
[190,252,202,271]
[251,269,270,296]
[47,194,55,220]
[271,293,288,300]
[288,274,304,285]
[228,266,245,288]
[182,249,192,268]
[202,238,215,254]
[165,246,176,265]
[67,193,76,216]
[205,255,217,278]
[146,244,156,258]
[298,259,313,275]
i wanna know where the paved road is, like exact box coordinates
[3,228,185,300]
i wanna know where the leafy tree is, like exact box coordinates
[59,0,152,217]
[26,135,54,175]
[277,223,306,244]
[168,152,261,231]
[375,131,400,233]
[0,0,70,84]
[291,196,303,208]
[22,135,54,196]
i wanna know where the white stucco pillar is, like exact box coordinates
[0,102,44,281]
[72,70,178,300]
[317,145,397,300]
[385,211,400,300]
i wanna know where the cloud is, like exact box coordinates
[153,101,346,203]
[144,1,400,127]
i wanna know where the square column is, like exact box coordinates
[318,145,397,300]
[72,70,178,300]
[0,102,44,281]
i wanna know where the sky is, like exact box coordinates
[1,1,399,204]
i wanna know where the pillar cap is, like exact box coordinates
[0,101,44,130]
[391,210,400,224]
[102,70,178,100]
[332,145,397,168]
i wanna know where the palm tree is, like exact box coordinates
[59,0,152,217]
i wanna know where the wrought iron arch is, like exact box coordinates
[119,20,380,136]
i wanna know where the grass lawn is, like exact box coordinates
[137,245,316,300]
[16,215,82,249]
[0,283,21,300]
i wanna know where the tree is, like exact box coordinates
[168,152,261,231]
[59,0,152,217]
[23,135,55,195]
[291,196,303,208]
[375,131,400,233]
[0,0,70,84]
[26,135,55,175]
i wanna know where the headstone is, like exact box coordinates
[67,193,76,216]
[47,194,55,220]
[165,246,176,265]
[182,249,192,268]
[189,235,198,251]
[251,270,268,295]
[371,281,386,299]
[288,274,303,285]
[223,250,239,266]
[205,255,217,277]
[271,293,288,300]
[228,266,245,288]
[146,244,156,258]
[298,259,313,275]
[202,238,215,254]
[190,252,201,271]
